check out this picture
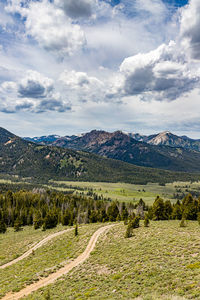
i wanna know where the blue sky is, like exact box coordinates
[0,0,200,138]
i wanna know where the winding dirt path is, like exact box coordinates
[2,224,115,300]
[0,228,73,270]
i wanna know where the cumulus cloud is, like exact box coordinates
[18,70,54,99]
[60,70,103,89]
[59,69,105,102]
[6,0,86,57]
[37,99,71,113]
[116,41,200,100]
[180,0,200,59]
[55,0,93,19]
[0,70,71,113]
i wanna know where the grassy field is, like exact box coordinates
[49,180,200,205]
[0,225,68,266]
[22,221,200,300]
[1,176,200,205]
[0,223,105,298]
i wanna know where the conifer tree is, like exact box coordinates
[164,200,173,219]
[197,212,200,225]
[14,217,22,232]
[129,216,140,228]
[172,200,182,220]
[152,196,166,220]
[180,217,186,227]
[0,220,6,233]
[107,202,119,221]
[144,214,150,227]
[33,212,43,230]
[125,224,132,238]
[75,223,78,236]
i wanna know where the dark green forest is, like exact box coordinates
[0,185,200,234]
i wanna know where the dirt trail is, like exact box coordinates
[2,224,115,300]
[0,228,73,269]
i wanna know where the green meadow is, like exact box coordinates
[49,180,200,205]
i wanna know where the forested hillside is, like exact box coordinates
[25,130,200,173]
[1,127,200,184]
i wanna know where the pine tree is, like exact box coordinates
[182,194,198,220]
[152,196,166,220]
[75,223,78,236]
[0,220,6,233]
[107,202,119,221]
[172,201,182,220]
[43,210,58,229]
[197,212,200,225]
[61,210,71,226]
[164,200,173,219]
[180,217,186,227]
[125,224,132,238]
[129,216,140,229]
[33,212,43,230]
[121,207,128,221]
[14,217,22,232]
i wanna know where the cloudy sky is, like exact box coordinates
[0,0,200,138]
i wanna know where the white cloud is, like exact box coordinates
[2,0,200,137]
[1,81,17,93]
[6,0,86,57]
[18,70,54,99]
[116,40,200,100]
[180,0,200,59]
[0,69,71,113]
[59,69,105,102]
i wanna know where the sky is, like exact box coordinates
[0,0,200,138]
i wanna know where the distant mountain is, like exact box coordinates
[24,135,61,145]
[145,131,200,151]
[129,132,147,142]
[130,131,200,151]
[24,134,85,146]
[28,129,200,173]
[3,127,198,184]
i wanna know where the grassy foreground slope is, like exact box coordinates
[23,221,200,300]
[0,223,104,297]
[0,127,200,184]
[0,225,67,266]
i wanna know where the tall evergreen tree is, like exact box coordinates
[152,196,166,220]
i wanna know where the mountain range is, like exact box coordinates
[25,130,200,152]
[24,130,200,173]
[1,127,200,184]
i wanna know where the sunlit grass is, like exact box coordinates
[23,221,200,300]
[0,223,105,297]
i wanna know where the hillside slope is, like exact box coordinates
[1,127,200,184]
[42,130,200,173]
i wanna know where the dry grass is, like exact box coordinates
[0,223,105,298]
[22,221,200,300]
[0,225,67,266]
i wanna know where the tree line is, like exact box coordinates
[0,189,134,233]
[0,188,200,234]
